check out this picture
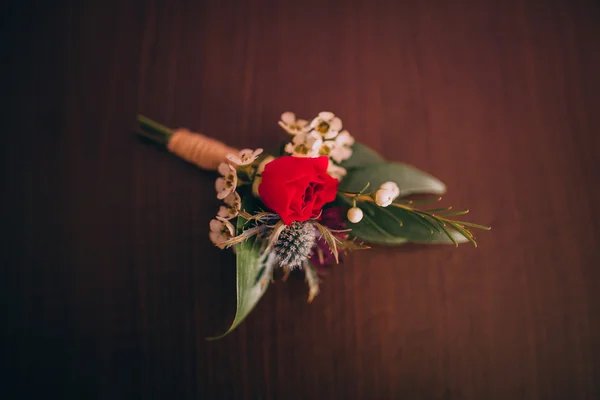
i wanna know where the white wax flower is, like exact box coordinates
[278,112,309,135]
[308,111,343,140]
[215,162,238,200]
[209,217,235,246]
[327,130,355,163]
[226,148,263,166]
[217,191,241,220]
[256,155,275,174]
[252,156,275,197]
[327,162,347,180]
[285,131,324,157]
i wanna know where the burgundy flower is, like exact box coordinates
[311,207,348,268]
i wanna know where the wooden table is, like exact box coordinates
[4,1,600,398]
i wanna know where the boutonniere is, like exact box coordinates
[136,112,490,338]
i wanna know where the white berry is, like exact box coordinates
[347,207,364,223]
[379,181,400,199]
[375,189,395,207]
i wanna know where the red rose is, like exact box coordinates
[259,156,338,225]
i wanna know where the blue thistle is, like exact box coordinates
[274,221,316,269]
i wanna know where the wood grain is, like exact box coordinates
[3,0,600,398]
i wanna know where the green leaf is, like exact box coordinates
[339,162,447,197]
[339,143,385,169]
[342,199,468,245]
[207,198,275,340]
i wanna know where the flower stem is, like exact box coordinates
[136,114,173,146]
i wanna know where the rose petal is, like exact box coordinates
[261,156,327,183]
[258,156,337,225]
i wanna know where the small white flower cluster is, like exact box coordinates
[280,111,355,180]
[210,148,263,246]
[346,181,400,224]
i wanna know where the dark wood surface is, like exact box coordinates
[3,0,600,399]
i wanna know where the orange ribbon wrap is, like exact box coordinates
[167,128,238,171]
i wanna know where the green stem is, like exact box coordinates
[136,114,174,146]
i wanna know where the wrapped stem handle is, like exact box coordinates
[137,115,237,171]
[168,129,238,171]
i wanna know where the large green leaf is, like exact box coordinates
[341,198,469,245]
[339,162,447,197]
[207,198,275,340]
[339,143,385,168]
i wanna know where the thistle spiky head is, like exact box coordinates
[274,221,316,269]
